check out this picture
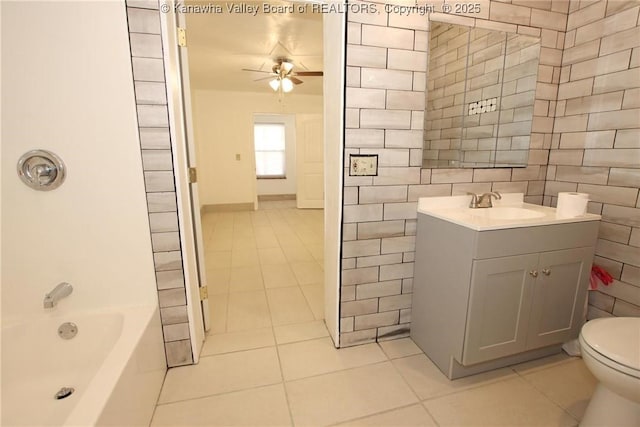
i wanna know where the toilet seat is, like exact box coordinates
[580,317,640,379]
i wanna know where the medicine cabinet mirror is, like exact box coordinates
[423,22,541,168]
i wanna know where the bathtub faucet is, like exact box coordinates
[43,282,73,308]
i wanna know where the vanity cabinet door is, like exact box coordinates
[463,254,538,366]
[526,247,593,349]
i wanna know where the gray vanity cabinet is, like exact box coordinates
[463,247,594,366]
[526,247,594,349]
[411,213,600,379]
[463,254,537,365]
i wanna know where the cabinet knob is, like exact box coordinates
[542,269,551,276]
[529,270,538,278]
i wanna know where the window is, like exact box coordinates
[254,122,286,178]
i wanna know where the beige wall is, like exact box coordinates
[191,90,323,206]
[547,0,640,318]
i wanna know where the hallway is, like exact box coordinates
[203,200,325,334]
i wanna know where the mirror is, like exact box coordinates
[423,22,541,168]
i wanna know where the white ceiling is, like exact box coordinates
[185,1,324,95]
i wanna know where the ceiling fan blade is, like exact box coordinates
[253,76,275,82]
[294,71,323,77]
[290,76,304,85]
[241,68,273,74]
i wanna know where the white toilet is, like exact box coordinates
[579,317,640,426]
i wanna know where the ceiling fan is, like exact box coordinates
[242,58,323,93]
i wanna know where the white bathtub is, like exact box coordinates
[1,305,166,426]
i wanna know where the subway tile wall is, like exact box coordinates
[423,21,540,167]
[126,0,194,367]
[423,23,472,165]
[547,0,640,319]
[342,0,570,347]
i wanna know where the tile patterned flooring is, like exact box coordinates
[152,201,597,426]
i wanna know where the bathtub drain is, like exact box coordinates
[54,387,75,400]
[57,322,78,340]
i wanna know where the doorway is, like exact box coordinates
[161,2,344,358]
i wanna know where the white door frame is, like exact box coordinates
[174,11,211,333]
[159,7,206,362]
[159,3,345,351]
[322,10,345,346]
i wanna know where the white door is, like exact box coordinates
[175,15,211,333]
[160,9,209,363]
[296,114,324,209]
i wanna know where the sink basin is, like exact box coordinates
[417,193,601,231]
[470,207,547,220]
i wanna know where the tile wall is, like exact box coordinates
[424,21,540,167]
[546,0,640,318]
[343,0,639,346]
[126,0,194,367]
[341,0,570,346]
[424,23,479,165]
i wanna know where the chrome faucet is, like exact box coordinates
[467,191,501,208]
[44,282,73,308]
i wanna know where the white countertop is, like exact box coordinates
[417,193,601,231]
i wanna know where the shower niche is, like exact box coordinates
[423,22,541,168]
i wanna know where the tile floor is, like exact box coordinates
[151,202,597,426]
[202,200,324,335]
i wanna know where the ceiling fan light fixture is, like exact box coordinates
[281,61,294,73]
[281,77,294,93]
[269,78,280,91]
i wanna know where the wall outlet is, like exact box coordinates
[349,154,378,176]
[468,98,498,115]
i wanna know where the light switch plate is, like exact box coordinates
[349,154,378,176]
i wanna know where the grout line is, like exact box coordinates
[382,351,426,403]
[513,356,578,377]
[264,279,296,427]
[421,401,443,427]
[281,359,391,386]
[517,364,584,424]
[416,364,521,404]
[155,380,285,407]
[274,324,331,347]
[263,204,316,425]
[148,358,171,424]
[327,402,438,427]
[242,203,321,425]
[199,340,276,359]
